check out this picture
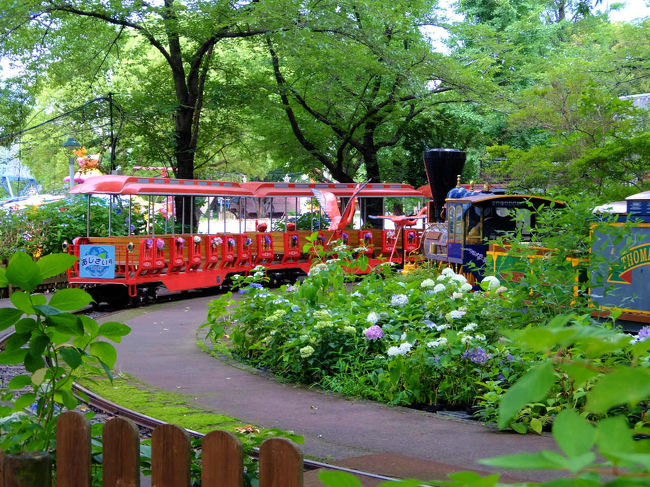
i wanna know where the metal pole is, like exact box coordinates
[108,196,113,236]
[68,156,75,189]
[190,196,194,235]
[181,197,185,234]
[108,92,115,173]
[128,196,132,235]
[151,197,155,238]
[86,195,90,237]
[207,197,211,234]
[222,198,226,233]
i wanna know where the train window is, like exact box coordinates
[466,206,482,244]
[455,205,463,243]
[448,206,456,240]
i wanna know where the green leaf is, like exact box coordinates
[59,389,78,410]
[32,304,64,317]
[36,253,76,280]
[79,315,99,336]
[6,252,41,293]
[4,332,30,352]
[479,451,565,470]
[29,334,50,357]
[59,346,82,369]
[14,317,37,334]
[0,267,7,287]
[317,471,363,487]
[552,409,596,457]
[8,374,32,390]
[0,348,27,364]
[90,341,117,369]
[557,362,600,388]
[98,321,131,342]
[0,308,24,332]
[32,368,47,386]
[596,417,637,459]
[529,417,543,434]
[10,291,34,314]
[586,368,650,414]
[13,392,36,411]
[498,362,556,429]
[47,314,83,336]
[49,288,93,311]
[24,351,45,372]
[443,472,500,487]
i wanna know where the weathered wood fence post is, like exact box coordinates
[1,411,305,487]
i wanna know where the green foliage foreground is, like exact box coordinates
[0,251,130,453]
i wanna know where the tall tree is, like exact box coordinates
[258,1,475,184]
[0,0,294,179]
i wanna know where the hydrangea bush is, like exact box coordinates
[204,245,531,409]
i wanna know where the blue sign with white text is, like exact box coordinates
[79,245,116,279]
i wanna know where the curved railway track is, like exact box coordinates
[0,298,402,485]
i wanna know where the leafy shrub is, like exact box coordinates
[0,251,130,453]
[204,241,529,409]
[0,196,151,258]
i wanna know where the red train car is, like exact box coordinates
[65,175,425,305]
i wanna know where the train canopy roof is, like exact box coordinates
[69,175,253,196]
[69,176,426,198]
[242,181,424,198]
[446,192,564,208]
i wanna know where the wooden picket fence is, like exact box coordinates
[0,411,304,487]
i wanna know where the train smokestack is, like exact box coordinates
[423,148,466,222]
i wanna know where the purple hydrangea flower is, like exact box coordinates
[462,346,490,365]
[639,326,650,341]
[250,283,263,288]
[364,325,384,340]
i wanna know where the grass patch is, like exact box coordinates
[79,373,244,433]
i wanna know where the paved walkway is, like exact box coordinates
[108,294,561,484]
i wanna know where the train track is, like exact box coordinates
[0,299,403,485]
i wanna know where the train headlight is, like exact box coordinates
[62,240,68,251]
[127,241,134,251]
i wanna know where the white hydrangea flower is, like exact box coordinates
[351,291,362,298]
[314,309,331,320]
[435,323,450,332]
[309,263,327,275]
[398,342,413,354]
[452,292,463,300]
[421,279,436,288]
[446,310,466,320]
[481,275,501,290]
[495,286,508,294]
[333,244,348,252]
[343,325,357,334]
[427,337,448,348]
[460,334,473,344]
[400,332,407,341]
[475,333,486,341]
[391,294,409,307]
[460,283,473,292]
[437,275,448,282]
[299,345,315,358]
[387,346,400,356]
[367,312,380,324]
[451,274,468,285]
[433,283,446,294]
[463,323,478,332]
[441,267,455,277]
